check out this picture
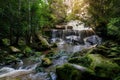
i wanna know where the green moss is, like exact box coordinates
[69,56,92,67]
[23,46,33,56]
[86,54,120,79]
[34,52,42,56]
[42,58,52,67]
[56,64,82,80]
[24,46,32,53]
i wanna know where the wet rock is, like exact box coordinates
[69,56,92,68]
[69,53,120,79]
[36,33,51,48]
[86,54,120,79]
[42,58,52,67]
[56,63,110,80]
[56,64,82,80]
[84,35,102,45]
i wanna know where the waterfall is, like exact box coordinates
[50,20,102,53]
[51,29,96,44]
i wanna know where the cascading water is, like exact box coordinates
[0,20,102,80]
[51,26,101,53]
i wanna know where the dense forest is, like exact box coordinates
[0,0,120,80]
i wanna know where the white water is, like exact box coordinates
[0,20,102,80]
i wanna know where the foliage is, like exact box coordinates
[0,0,52,45]
[49,0,67,24]
[84,0,120,37]
[107,18,120,41]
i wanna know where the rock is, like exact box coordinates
[33,33,51,50]
[23,46,32,53]
[56,63,110,80]
[69,56,92,68]
[23,46,33,56]
[87,54,120,79]
[36,33,50,47]
[84,35,102,45]
[56,64,82,80]
[10,46,21,53]
[42,58,52,67]
[69,54,120,79]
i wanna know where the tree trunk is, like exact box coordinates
[14,36,20,46]
[0,39,3,46]
[10,26,14,45]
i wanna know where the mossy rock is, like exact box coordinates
[69,56,92,68]
[24,46,32,53]
[42,58,52,67]
[56,64,82,80]
[34,52,42,56]
[87,54,120,79]
[69,54,120,79]
[56,64,110,80]
[23,46,33,56]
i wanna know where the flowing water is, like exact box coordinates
[0,21,102,80]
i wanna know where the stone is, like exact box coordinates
[42,58,52,67]
[69,53,120,79]
[56,64,82,80]
[84,35,102,45]
[87,54,120,79]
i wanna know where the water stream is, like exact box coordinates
[0,21,102,80]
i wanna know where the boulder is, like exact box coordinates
[42,58,52,67]
[84,35,102,45]
[69,54,120,79]
[34,33,51,50]
[36,33,50,47]
[56,64,82,80]
[56,63,110,80]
